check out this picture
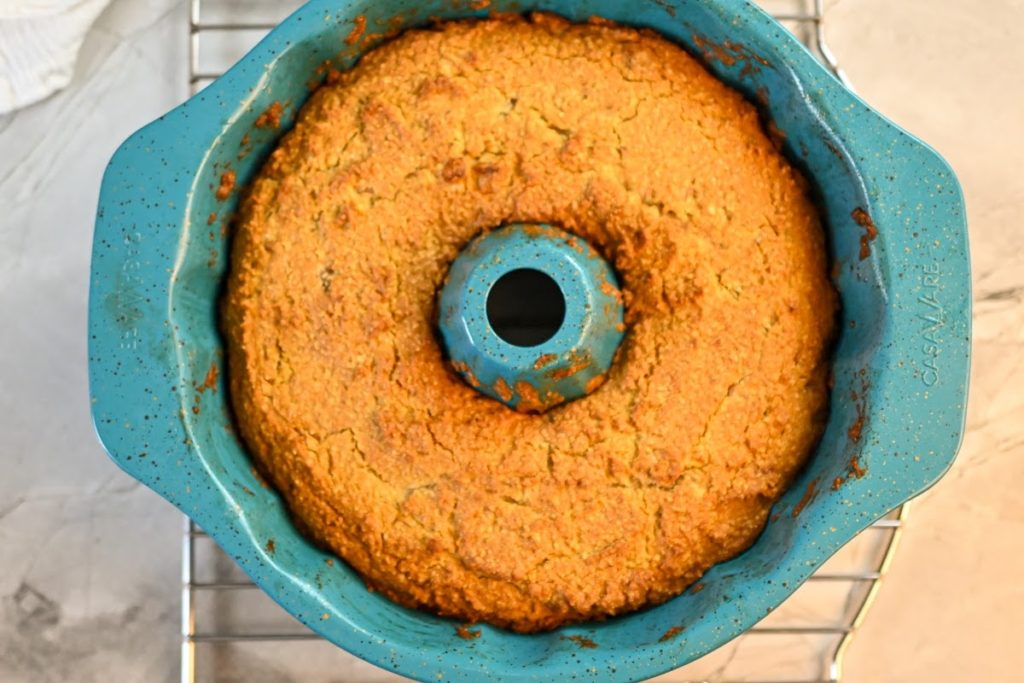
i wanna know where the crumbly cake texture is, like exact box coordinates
[223,14,837,632]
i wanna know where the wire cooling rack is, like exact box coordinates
[181,1,903,681]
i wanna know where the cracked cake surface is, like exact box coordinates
[222,14,837,632]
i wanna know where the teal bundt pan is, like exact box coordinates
[89,1,970,680]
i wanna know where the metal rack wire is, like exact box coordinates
[181,1,901,681]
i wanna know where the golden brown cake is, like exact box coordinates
[222,14,837,632]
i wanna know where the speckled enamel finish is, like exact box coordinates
[88,0,971,681]
[438,224,624,411]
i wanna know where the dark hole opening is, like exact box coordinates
[486,269,566,347]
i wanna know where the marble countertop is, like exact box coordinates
[1,0,1020,681]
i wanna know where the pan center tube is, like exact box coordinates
[437,224,625,413]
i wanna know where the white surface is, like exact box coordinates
[0,1,185,680]
[0,0,1021,681]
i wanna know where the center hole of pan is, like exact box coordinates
[486,268,566,347]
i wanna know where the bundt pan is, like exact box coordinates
[89,0,970,680]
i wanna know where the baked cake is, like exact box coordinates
[222,14,837,632]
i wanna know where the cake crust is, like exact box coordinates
[223,14,837,632]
